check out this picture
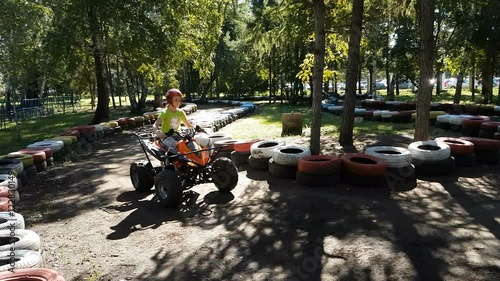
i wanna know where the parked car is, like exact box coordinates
[446,78,478,89]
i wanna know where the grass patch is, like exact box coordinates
[222,104,414,140]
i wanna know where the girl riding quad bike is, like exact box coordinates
[130,126,239,208]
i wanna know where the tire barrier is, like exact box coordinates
[408,140,451,162]
[364,146,412,168]
[0,212,24,230]
[0,229,41,253]
[0,250,43,271]
[250,140,286,159]
[0,268,66,281]
[296,155,341,187]
[271,145,311,166]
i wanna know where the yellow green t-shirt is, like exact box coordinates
[158,109,188,133]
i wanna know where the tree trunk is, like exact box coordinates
[310,0,326,155]
[88,2,109,124]
[116,56,122,107]
[453,71,464,104]
[339,0,364,146]
[395,73,400,96]
[106,55,116,109]
[369,64,374,95]
[481,41,494,104]
[386,67,394,100]
[357,65,362,95]
[414,0,434,141]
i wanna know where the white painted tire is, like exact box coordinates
[0,250,43,271]
[364,146,412,168]
[408,140,451,161]
[41,139,64,148]
[0,174,18,190]
[0,230,41,253]
[272,145,311,166]
[0,160,24,176]
[207,132,232,147]
[0,212,25,230]
[250,140,286,159]
[448,115,474,126]
[436,114,452,123]
[194,133,211,148]
[494,106,500,112]
[27,141,63,153]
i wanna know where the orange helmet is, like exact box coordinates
[166,88,183,104]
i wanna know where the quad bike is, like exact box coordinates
[130,126,238,208]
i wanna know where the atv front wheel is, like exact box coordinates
[130,161,154,192]
[211,157,238,192]
[155,170,183,208]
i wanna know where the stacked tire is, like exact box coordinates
[434,137,476,166]
[459,137,500,165]
[340,153,388,188]
[230,140,260,165]
[296,155,341,187]
[364,146,416,190]
[249,140,285,170]
[461,116,489,137]
[408,140,455,176]
[268,145,311,179]
[479,122,500,139]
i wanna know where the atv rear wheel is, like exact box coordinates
[211,157,238,192]
[155,170,183,208]
[130,161,154,192]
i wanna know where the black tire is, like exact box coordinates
[341,168,386,188]
[268,158,297,179]
[296,171,340,187]
[34,161,47,173]
[384,165,417,191]
[155,170,183,208]
[478,130,495,139]
[211,157,238,192]
[453,153,476,167]
[130,161,154,192]
[248,155,270,170]
[475,150,499,165]
[412,156,456,176]
[230,151,251,165]
[25,165,37,180]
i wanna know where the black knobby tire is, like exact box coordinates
[211,157,238,192]
[154,170,183,208]
[130,161,154,192]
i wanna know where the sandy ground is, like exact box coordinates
[14,106,500,281]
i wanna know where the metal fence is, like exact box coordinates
[0,96,81,130]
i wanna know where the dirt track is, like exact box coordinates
[16,106,500,281]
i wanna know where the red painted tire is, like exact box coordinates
[341,153,388,177]
[434,137,475,156]
[0,197,13,211]
[0,268,66,281]
[399,110,416,117]
[15,150,46,162]
[480,122,500,132]
[59,129,81,138]
[297,155,341,175]
[462,116,490,127]
[18,148,53,158]
[214,140,238,152]
[460,137,500,151]
[233,139,262,153]
[71,125,96,134]
[117,118,127,127]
